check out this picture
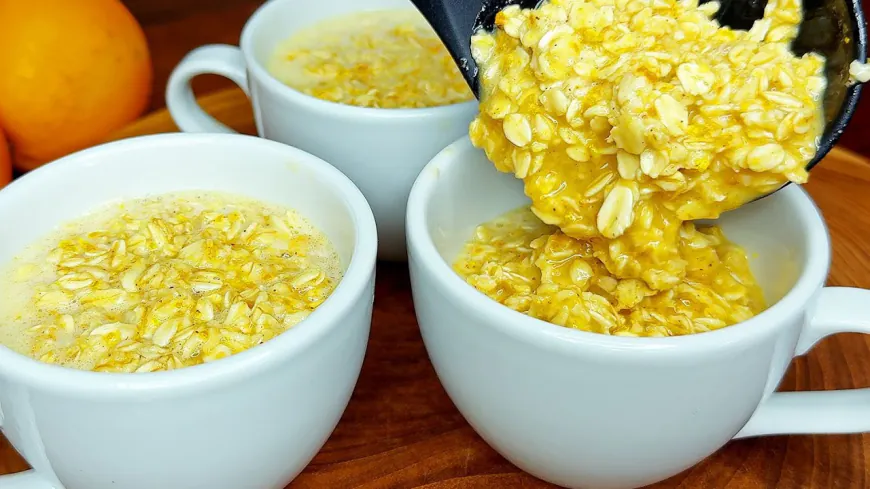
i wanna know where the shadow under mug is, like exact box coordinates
[165,0,479,262]
[407,136,870,489]
[0,133,378,489]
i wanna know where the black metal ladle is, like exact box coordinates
[410,0,867,171]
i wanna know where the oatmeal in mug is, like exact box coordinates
[0,133,378,489]
[0,191,341,372]
[268,9,473,108]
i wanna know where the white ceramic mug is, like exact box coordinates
[0,133,378,489]
[165,0,479,262]
[406,136,870,489]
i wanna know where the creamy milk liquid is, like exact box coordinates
[0,191,342,371]
[267,9,472,108]
[267,9,429,90]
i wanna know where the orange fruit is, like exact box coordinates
[0,0,152,171]
[0,127,11,188]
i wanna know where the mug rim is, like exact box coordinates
[0,133,378,397]
[406,136,832,356]
[238,0,478,121]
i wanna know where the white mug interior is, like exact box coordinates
[418,139,821,316]
[245,0,424,73]
[0,135,364,270]
[0,133,377,489]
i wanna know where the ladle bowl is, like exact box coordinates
[410,0,866,173]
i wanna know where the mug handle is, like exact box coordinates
[0,413,56,488]
[165,44,250,133]
[735,286,870,438]
[0,471,54,488]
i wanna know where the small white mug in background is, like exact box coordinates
[407,136,870,489]
[165,0,479,261]
[0,133,378,489]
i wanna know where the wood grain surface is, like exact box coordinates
[1,88,869,489]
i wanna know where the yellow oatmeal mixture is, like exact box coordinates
[456,0,824,336]
[456,208,765,336]
[267,9,474,108]
[0,192,341,372]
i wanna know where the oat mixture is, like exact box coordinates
[456,208,765,336]
[456,0,823,336]
[268,10,473,109]
[0,192,341,372]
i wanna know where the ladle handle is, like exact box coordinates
[408,0,482,95]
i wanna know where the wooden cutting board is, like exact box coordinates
[2,87,869,489]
